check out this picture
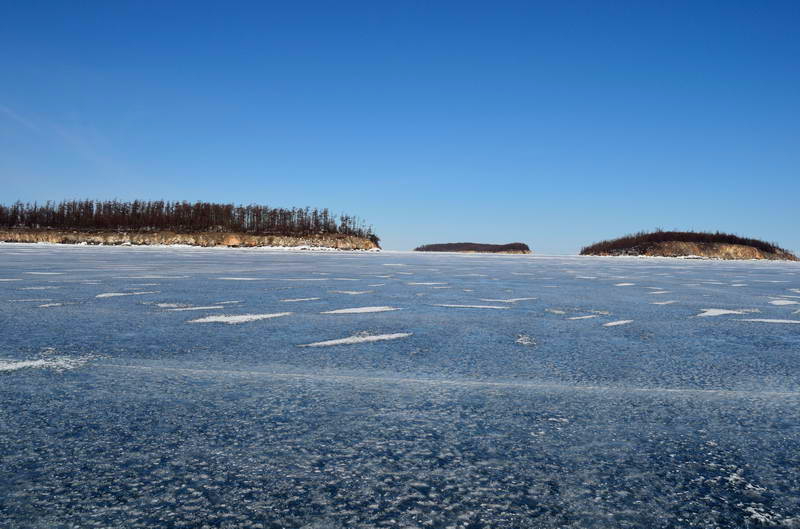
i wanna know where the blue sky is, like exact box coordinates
[1,1,798,252]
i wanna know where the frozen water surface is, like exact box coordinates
[1,244,800,528]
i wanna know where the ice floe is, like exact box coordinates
[769,299,799,306]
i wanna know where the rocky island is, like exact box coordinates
[0,200,380,250]
[580,230,797,261]
[414,242,532,254]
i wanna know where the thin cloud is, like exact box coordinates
[0,105,40,132]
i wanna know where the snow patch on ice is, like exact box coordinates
[742,318,800,324]
[696,309,749,317]
[96,291,159,298]
[166,305,225,311]
[515,334,536,345]
[604,320,633,327]
[651,300,679,305]
[330,290,373,295]
[322,306,400,314]
[299,331,412,347]
[281,297,321,302]
[769,299,799,306]
[434,304,509,310]
[9,298,52,302]
[188,312,292,324]
[479,297,537,303]
[568,315,598,320]
[614,283,635,286]
[0,356,88,372]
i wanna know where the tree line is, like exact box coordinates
[580,229,787,255]
[0,200,379,243]
[415,242,530,253]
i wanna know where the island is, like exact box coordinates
[0,200,380,250]
[580,230,797,261]
[414,242,532,254]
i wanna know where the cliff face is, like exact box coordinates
[0,229,379,250]
[592,241,798,261]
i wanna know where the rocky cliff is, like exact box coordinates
[0,229,379,250]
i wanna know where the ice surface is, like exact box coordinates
[2,244,800,528]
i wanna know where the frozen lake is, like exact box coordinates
[2,244,799,528]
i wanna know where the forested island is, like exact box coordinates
[581,230,798,261]
[415,242,532,254]
[0,200,380,250]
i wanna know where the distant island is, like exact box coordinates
[581,230,798,261]
[414,242,532,254]
[0,200,380,250]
